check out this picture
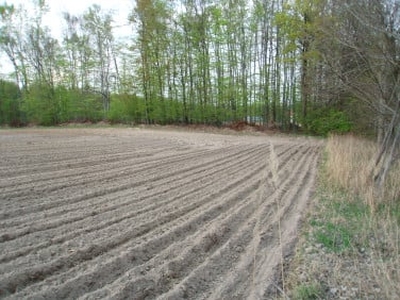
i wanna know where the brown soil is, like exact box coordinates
[0,127,322,299]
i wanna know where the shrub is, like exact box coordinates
[304,108,352,136]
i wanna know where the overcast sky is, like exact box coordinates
[3,0,133,39]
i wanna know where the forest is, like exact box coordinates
[0,0,399,140]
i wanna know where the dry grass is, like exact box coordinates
[325,134,400,209]
[325,134,375,197]
[282,134,400,300]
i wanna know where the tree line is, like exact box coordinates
[0,1,398,127]
[1,0,399,196]
[0,0,337,129]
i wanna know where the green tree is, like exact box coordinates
[0,79,22,125]
[275,0,326,122]
[21,0,63,124]
[0,3,28,91]
[81,5,115,113]
[131,0,173,124]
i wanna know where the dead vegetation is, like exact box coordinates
[283,134,400,300]
[325,134,400,210]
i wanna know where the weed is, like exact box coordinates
[314,222,352,253]
[292,283,324,300]
[309,219,322,227]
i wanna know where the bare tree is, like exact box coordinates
[321,0,400,196]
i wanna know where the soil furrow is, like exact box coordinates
[0,145,266,262]
[0,144,263,230]
[0,156,267,297]
[0,140,205,185]
[0,144,256,228]
[156,146,317,300]
[209,145,321,299]
[247,146,321,299]
[0,128,321,299]
[99,143,314,300]
[0,146,219,196]
[34,144,310,299]
[0,146,239,218]
[19,176,263,300]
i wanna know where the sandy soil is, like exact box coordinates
[0,127,322,299]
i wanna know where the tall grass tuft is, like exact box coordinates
[325,134,400,210]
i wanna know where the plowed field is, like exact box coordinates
[0,128,321,299]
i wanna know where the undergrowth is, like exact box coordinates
[282,134,400,299]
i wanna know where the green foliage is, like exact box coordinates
[0,80,22,126]
[275,0,325,56]
[60,88,104,123]
[331,199,370,220]
[21,84,104,125]
[314,222,353,253]
[377,202,400,226]
[303,108,352,136]
[148,98,167,124]
[0,4,15,19]
[0,0,378,137]
[292,283,324,300]
[108,94,146,124]
[310,190,374,253]
[162,99,182,124]
[22,83,58,125]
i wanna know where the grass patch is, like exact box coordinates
[292,282,324,300]
[313,222,353,253]
[282,134,400,299]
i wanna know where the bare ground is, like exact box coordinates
[0,127,322,299]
